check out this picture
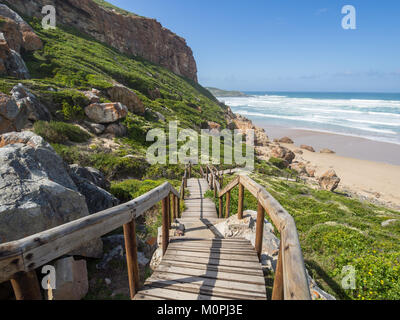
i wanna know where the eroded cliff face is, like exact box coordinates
[4,0,198,82]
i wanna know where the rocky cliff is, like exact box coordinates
[3,0,198,82]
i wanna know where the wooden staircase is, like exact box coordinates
[134,178,267,300]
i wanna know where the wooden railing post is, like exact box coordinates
[172,194,177,221]
[162,197,169,255]
[206,166,209,183]
[213,179,217,198]
[225,191,231,218]
[210,172,214,190]
[255,202,265,260]
[272,243,284,300]
[177,197,181,218]
[11,270,42,300]
[219,196,223,218]
[184,172,188,188]
[188,162,192,179]
[238,183,244,219]
[123,219,140,299]
[167,194,171,229]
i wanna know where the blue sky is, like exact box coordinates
[106,0,400,92]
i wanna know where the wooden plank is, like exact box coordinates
[167,246,258,256]
[133,293,164,300]
[137,286,228,300]
[160,259,263,277]
[157,263,265,285]
[170,238,251,244]
[163,253,263,270]
[145,277,266,300]
[150,271,266,295]
[168,241,254,249]
[164,249,261,263]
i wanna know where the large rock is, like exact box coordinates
[300,144,315,152]
[0,34,30,79]
[47,257,88,300]
[68,165,119,214]
[0,131,102,257]
[5,0,197,81]
[105,122,127,137]
[11,83,51,122]
[233,114,269,147]
[68,164,110,190]
[320,148,335,154]
[84,102,128,124]
[108,83,145,115]
[0,92,27,133]
[318,169,341,191]
[271,146,295,164]
[278,136,294,144]
[0,4,43,52]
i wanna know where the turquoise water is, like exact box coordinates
[218,92,400,145]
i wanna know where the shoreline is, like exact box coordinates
[252,122,400,166]
[229,113,400,210]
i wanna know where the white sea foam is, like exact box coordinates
[219,93,400,145]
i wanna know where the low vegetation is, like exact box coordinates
[34,121,91,143]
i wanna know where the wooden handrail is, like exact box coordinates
[0,181,181,299]
[208,171,311,300]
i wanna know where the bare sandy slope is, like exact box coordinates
[282,143,400,209]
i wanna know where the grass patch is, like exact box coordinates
[34,121,91,143]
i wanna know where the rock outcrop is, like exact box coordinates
[0,4,43,78]
[108,83,145,115]
[300,145,316,152]
[68,164,119,214]
[85,102,128,124]
[278,136,294,144]
[0,33,30,79]
[271,146,295,164]
[318,169,341,192]
[233,114,269,146]
[0,83,51,134]
[0,131,102,257]
[0,4,43,52]
[5,0,198,81]
[320,148,335,154]
[11,83,51,122]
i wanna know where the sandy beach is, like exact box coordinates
[252,124,400,209]
[253,123,400,166]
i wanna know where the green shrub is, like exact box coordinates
[269,157,287,169]
[34,121,91,143]
[110,179,164,202]
[59,101,85,120]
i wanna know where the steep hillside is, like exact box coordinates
[0,2,228,181]
[3,0,198,81]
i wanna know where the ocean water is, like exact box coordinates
[218,92,400,145]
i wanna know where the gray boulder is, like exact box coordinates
[105,122,127,137]
[68,164,110,190]
[0,131,102,257]
[68,165,119,214]
[10,83,51,122]
[0,91,27,134]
